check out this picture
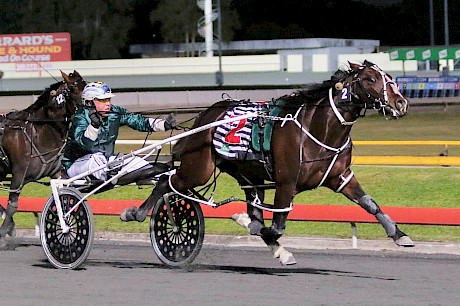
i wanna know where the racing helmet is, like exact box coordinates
[82,81,115,104]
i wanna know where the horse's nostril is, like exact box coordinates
[396,100,406,111]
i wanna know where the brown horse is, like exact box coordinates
[121,60,414,265]
[0,71,86,249]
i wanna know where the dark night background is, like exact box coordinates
[0,0,457,60]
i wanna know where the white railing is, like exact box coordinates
[0,55,281,79]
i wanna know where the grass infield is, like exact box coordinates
[5,109,460,242]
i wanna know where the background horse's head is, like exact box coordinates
[59,70,86,116]
[344,60,409,119]
[24,70,86,122]
[5,71,85,122]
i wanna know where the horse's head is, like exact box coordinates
[60,70,86,112]
[11,71,86,122]
[344,60,409,119]
[29,70,87,122]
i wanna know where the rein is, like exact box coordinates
[26,122,68,162]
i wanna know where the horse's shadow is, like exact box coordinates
[33,259,397,280]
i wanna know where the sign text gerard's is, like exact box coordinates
[0,33,71,63]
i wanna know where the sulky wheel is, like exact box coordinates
[150,192,204,267]
[40,188,94,269]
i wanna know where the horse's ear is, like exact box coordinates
[61,70,67,78]
[61,70,70,83]
[348,61,360,70]
[363,59,375,66]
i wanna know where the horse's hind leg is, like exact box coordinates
[231,186,266,235]
[339,177,415,247]
[121,149,216,223]
[120,175,171,222]
[261,210,296,265]
[0,191,19,250]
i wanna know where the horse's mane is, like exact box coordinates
[6,81,63,120]
[281,68,350,105]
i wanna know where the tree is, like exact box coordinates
[0,0,23,34]
[2,0,458,61]
[18,0,136,60]
[150,0,201,44]
[218,0,241,42]
[150,0,240,56]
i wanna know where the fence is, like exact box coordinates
[115,139,460,166]
[10,197,460,249]
[352,140,460,166]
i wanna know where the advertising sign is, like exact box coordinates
[396,76,460,98]
[0,32,71,70]
[388,47,460,61]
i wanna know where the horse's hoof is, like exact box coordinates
[231,212,250,229]
[0,236,15,250]
[120,207,138,222]
[272,246,297,265]
[394,235,415,247]
[280,253,297,266]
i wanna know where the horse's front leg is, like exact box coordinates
[339,177,415,247]
[262,210,296,265]
[0,191,19,250]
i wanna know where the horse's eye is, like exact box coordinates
[370,78,376,83]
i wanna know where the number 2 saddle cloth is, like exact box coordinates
[212,100,284,161]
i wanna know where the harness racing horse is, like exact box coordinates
[121,60,414,265]
[0,71,86,249]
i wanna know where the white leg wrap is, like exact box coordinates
[231,212,251,229]
[270,244,281,258]
[269,245,297,265]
